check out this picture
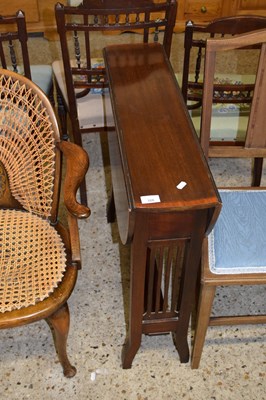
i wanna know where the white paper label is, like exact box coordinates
[140,195,161,204]
[176,181,187,190]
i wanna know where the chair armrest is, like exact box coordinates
[57,141,91,219]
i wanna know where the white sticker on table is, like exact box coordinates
[140,195,161,204]
[176,181,187,190]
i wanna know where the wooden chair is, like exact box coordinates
[0,68,90,377]
[190,29,266,369]
[181,15,266,109]
[52,0,177,205]
[180,15,266,186]
[0,10,54,103]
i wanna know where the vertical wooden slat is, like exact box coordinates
[155,246,164,313]
[200,48,217,157]
[146,246,156,316]
[145,239,189,318]
[245,42,266,148]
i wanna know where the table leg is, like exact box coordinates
[122,214,148,369]
[173,211,207,362]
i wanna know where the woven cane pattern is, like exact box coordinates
[0,209,67,312]
[0,74,56,217]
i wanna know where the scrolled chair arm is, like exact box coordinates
[57,141,91,219]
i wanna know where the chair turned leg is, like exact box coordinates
[79,179,88,207]
[56,84,69,141]
[107,187,116,223]
[48,84,55,108]
[252,158,263,186]
[46,302,77,378]
[191,284,216,369]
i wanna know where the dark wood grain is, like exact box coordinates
[104,42,221,368]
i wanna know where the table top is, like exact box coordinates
[104,42,219,213]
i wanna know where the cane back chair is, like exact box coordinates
[0,68,90,377]
[0,10,53,102]
[181,15,266,186]
[191,29,266,369]
[52,0,177,205]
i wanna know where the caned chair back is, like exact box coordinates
[0,69,60,222]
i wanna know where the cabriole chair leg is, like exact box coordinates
[46,302,77,378]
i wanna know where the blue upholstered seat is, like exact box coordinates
[209,189,266,274]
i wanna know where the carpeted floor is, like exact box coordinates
[0,32,265,400]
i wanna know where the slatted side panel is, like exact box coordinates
[144,238,188,321]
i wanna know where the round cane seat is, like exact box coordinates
[0,209,67,313]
